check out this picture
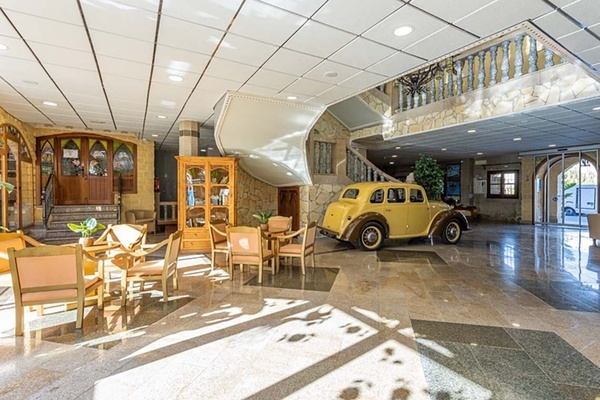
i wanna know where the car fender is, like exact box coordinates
[341,212,389,242]
[428,210,470,238]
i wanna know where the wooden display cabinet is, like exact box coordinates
[176,156,237,252]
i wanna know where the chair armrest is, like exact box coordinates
[277,229,304,241]
[114,237,170,262]
[23,235,45,247]
[83,251,107,262]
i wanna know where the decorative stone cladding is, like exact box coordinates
[33,127,155,224]
[358,88,392,117]
[236,165,278,227]
[300,184,346,226]
[353,63,600,142]
[520,156,534,224]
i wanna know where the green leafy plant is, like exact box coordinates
[67,217,106,238]
[252,210,272,224]
[413,154,444,201]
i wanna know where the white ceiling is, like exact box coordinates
[0,0,598,152]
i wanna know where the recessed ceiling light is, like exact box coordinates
[548,144,556,147]
[200,149,207,152]
[324,71,338,78]
[395,146,401,149]
[287,96,297,100]
[23,80,38,85]
[391,155,397,158]
[42,101,57,107]
[467,129,476,133]
[513,137,522,141]
[389,161,395,165]
[207,147,213,150]
[477,152,483,155]
[0,43,8,51]
[157,115,167,119]
[151,134,159,137]
[393,25,413,37]
[90,120,105,124]
[286,172,293,176]
[593,106,600,111]
[168,75,184,82]
[441,148,447,151]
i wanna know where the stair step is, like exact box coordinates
[50,212,118,222]
[52,205,118,214]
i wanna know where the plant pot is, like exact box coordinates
[79,237,94,247]
[260,224,268,231]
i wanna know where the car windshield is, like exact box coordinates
[342,188,359,199]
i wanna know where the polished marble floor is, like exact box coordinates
[1,222,600,399]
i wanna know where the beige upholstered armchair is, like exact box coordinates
[587,214,600,246]
[125,210,156,234]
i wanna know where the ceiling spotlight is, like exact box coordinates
[391,155,397,158]
[393,25,414,37]
[168,75,184,82]
[0,43,8,51]
[548,144,556,147]
[389,161,395,165]
[477,152,483,155]
[207,147,213,150]
[441,148,447,151]
[157,115,167,119]
[286,172,293,176]
[513,137,522,141]
[324,71,338,78]
[593,106,600,111]
[467,129,476,133]
[200,149,207,152]
[42,101,58,107]
[287,96,298,100]
[23,80,38,85]
[151,134,159,137]
[395,146,401,149]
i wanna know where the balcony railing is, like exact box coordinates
[346,146,398,183]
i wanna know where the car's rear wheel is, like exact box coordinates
[442,219,462,244]
[358,222,384,251]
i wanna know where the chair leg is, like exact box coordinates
[301,256,306,275]
[15,306,23,336]
[162,279,168,302]
[210,249,215,270]
[76,298,84,329]
[120,274,128,307]
[258,262,263,284]
[229,255,234,281]
[140,282,145,291]
[98,283,104,311]
[37,305,44,316]
[173,270,178,290]
[311,252,315,268]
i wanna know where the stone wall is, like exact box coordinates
[236,165,278,227]
[301,184,346,226]
[520,156,535,224]
[358,88,392,117]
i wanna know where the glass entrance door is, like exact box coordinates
[534,150,598,227]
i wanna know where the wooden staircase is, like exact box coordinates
[43,205,119,245]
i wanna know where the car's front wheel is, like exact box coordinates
[358,222,384,251]
[442,219,462,244]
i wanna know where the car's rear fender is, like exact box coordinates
[341,212,389,242]
[428,210,469,237]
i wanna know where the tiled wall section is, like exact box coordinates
[352,63,600,141]
[236,165,278,227]
[34,127,155,223]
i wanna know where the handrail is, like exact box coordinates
[42,173,54,227]
[346,146,399,183]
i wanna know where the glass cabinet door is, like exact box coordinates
[185,166,206,227]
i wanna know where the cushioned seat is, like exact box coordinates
[125,210,156,233]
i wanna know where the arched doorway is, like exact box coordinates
[534,149,598,227]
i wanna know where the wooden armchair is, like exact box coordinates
[277,221,317,275]
[114,230,182,306]
[125,210,156,234]
[267,216,292,234]
[0,231,45,275]
[8,244,104,336]
[209,222,228,270]
[226,226,276,284]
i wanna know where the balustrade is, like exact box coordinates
[345,147,398,183]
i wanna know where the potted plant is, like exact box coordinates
[67,217,106,246]
[211,170,220,184]
[413,154,444,201]
[252,210,272,231]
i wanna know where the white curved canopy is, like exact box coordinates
[214,92,324,187]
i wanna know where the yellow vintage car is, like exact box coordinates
[320,182,470,251]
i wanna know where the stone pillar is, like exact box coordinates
[179,120,200,156]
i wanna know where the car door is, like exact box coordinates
[385,187,409,237]
[407,188,429,235]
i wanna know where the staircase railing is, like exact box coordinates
[42,173,54,227]
[396,32,562,113]
[346,146,399,183]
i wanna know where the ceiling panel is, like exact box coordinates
[312,0,404,35]
[303,60,361,84]
[102,74,148,103]
[158,16,223,55]
[259,0,327,17]
[196,75,243,93]
[146,82,192,110]
[262,47,323,76]
[90,30,154,64]
[533,11,581,40]
[562,0,600,27]
[96,55,151,80]
[3,10,90,51]
[367,51,424,77]
[411,0,495,24]
[0,0,83,25]
[239,84,280,97]
[28,42,96,71]
[284,20,354,58]
[0,36,35,61]
[363,5,448,51]
[204,57,258,83]
[161,0,242,31]
[154,45,211,74]
[44,64,104,97]
[404,26,477,60]
[0,58,57,91]
[315,85,357,101]
[246,69,297,91]
[81,0,157,42]
[329,37,397,70]
[151,66,200,89]
[557,30,599,53]
[215,33,278,66]
[229,0,306,45]
[339,71,387,90]
[285,78,332,97]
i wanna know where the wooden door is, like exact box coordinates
[278,186,300,231]
[57,138,112,205]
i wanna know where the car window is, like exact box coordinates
[370,189,384,203]
[387,188,405,203]
[409,188,424,203]
[342,188,359,199]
